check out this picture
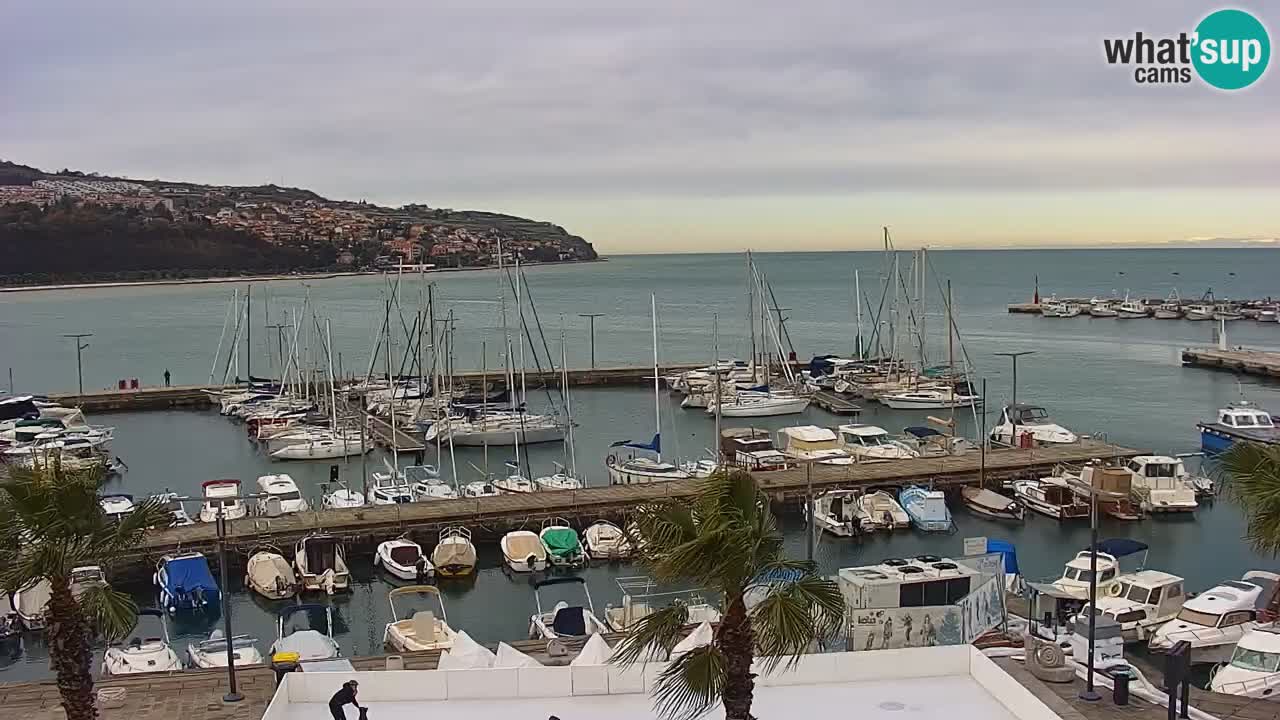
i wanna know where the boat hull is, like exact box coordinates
[450,425,564,446]
[712,397,810,417]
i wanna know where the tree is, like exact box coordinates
[0,459,172,720]
[612,469,844,720]
[1222,442,1280,617]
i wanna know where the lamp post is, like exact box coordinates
[1069,468,1125,703]
[578,313,604,369]
[63,333,92,394]
[216,502,243,703]
[993,351,1035,446]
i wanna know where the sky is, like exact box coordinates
[2,1,1277,253]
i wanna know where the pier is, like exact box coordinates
[119,440,1139,567]
[1181,346,1280,379]
[365,413,425,452]
[810,389,862,415]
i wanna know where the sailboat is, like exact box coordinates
[535,327,584,490]
[606,295,693,485]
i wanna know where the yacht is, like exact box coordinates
[858,490,911,531]
[534,465,584,491]
[500,530,548,573]
[493,471,536,493]
[838,424,919,461]
[431,526,478,577]
[461,479,501,498]
[1079,570,1187,643]
[777,425,854,464]
[270,604,340,661]
[255,474,309,515]
[1211,626,1280,699]
[294,533,350,594]
[990,404,1078,446]
[527,577,610,640]
[1149,572,1280,664]
[405,465,457,500]
[898,486,953,532]
[375,537,433,581]
[198,479,247,523]
[439,412,565,446]
[810,490,860,537]
[1198,400,1280,454]
[706,391,810,417]
[1122,456,1198,513]
[606,454,693,485]
[101,609,183,675]
[384,586,456,652]
[270,435,368,460]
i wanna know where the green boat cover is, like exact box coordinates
[542,528,581,558]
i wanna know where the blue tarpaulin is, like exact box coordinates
[163,554,220,604]
[904,426,943,438]
[610,433,661,453]
[1093,538,1148,558]
[985,538,1020,576]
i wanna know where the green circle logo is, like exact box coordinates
[1192,9,1270,90]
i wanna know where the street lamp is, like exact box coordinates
[1067,468,1127,702]
[214,498,246,703]
[993,351,1035,446]
[63,333,92,394]
[578,313,605,369]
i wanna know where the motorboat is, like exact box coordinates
[901,426,977,457]
[720,427,790,470]
[990,404,1078,446]
[99,494,135,522]
[1050,538,1151,600]
[461,479,501,498]
[155,552,220,614]
[367,465,414,505]
[839,424,919,462]
[583,520,633,561]
[500,530,548,573]
[270,604,340,660]
[11,579,50,631]
[1211,626,1280,699]
[810,489,860,537]
[187,630,265,669]
[898,487,953,532]
[1198,400,1280,454]
[858,490,911,531]
[534,465,584,491]
[1040,299,1079,318]
[0,604,18,642]
[1088,300,1118,317]
[1185,303,1216,321]
[680,458,719,478]
[527,577,610,640]
[407,464,458,500]
[198,479,247,523]
[255,474,309,515]
[603,576,722,632]
[706,391,810,417]
[322,485,365,509]
[1117,296,1149,319]
[1150,572,1280,664]
[384,585,457,652]
[1258,307,1280,323]
[540,518,587,568]
[1079,570,1187,644]
[375,537,433,581]
[431,526,478,577]
[880,387,982,410]
[70,565,107,599]
[1122,456,1198,513]
[606,454,693,485]
[1154,291,1182,319]
[101,609,183,675]
[1014,478,1089,520]
[493,468,536,494]
[294,533,350,594]
[960,486,1024,521]
[245,546,298,600]
[1215,304,1244,321]
[151,492,194,526]
[777,425,854,465]
[1067,465,1143,520]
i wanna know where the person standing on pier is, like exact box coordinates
[163,368,171,387]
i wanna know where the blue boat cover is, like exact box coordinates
[986,539,1020,575]
[1093,538,1148,558]
[164,555,220,601]
[904,426,942,438]
[610,433,660,453]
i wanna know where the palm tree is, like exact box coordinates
[1222,442,1280,554]
[612,469,844,720]
[0,458,172,720]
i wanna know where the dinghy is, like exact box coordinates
[960,486,1024,521]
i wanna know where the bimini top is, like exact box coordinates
[1093,538,1149,558]
[903,426,943,439]
[534,576,588,590]
[162,554,219,598]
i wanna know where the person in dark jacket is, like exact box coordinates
[329,680,363,720]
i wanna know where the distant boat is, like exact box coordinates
[1117,295,1149,319]
[1088,300,1119,318]
[1154,290,1182,319]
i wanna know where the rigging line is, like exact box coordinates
[502,265,561,411]
[517,264,564,406]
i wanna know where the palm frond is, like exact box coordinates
[750,572,845,672]
[651,644,727,720]
[77,583,140,642]
[1223,442,1280,555]
[612,602,691,667]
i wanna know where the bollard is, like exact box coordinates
[1112,667,1130,706]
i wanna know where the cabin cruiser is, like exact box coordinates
[528,577,610,640]
[270,604,340,660]
[431,526,478,577]
[1211,626,1280,699]
[603,576,722,632]
[540,518,586,568]
[188,630,265,669]
[384,585,456,652]
[720,427,790,471]
[990,404,1078,446]
[11,579,51,631]
[810,490,860,537]
[859,491,911,531]
[777,425,854,464]
[1050,539,1150,600]
[500,530,548,573]
[1122,456,1198,513]
[294,533,350,594]
[838,425,919,461]
[198,479,247,522]
[101,609,183,675]
[256,474,309,515]
[375,537,433,581]
[322,485,365,508]
[584,520,633,560]
[155,552,220,614]
[151,492,194,526]
[1078,570,1186,643]
[1198,400,1280,454]
[99,494,136,522]
[960,486,1024,521]
[898,487,952,532]
[1014,478,1090,520]
[1149,571,1280,664]
[245,546,298,600]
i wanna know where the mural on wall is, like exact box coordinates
[959,574,1006,644]
[847,606,964,651]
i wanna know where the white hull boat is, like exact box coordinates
[859,491,911,531]
[271,437,368,460]
[245,548,298,600]
[1150,572,1280,665]
[606,456,692,485]
[384,585,456,652]
[271,604,340,661]
[708,394,810,417]
[583,520,633,560]
[500,530,548,573]
[880,389,982,409]
[810,490,859,537]
[294,534,350,594]
[102,609,183,675]
[431,526,478,577]
[322,487,365,509]
[188,630,264,669]
[199,479,247,523]
[375,538,433,581]
[528,577,610,640]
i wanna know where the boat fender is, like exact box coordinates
[606,454,617,466]
[1106,582,1123,597]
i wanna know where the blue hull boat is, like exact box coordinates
[1198,401,1280,455]
[898,486,953,532]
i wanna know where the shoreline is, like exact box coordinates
[0,257,607,294]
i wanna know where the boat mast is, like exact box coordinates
[386,297,398,472]
[560,316,578,480]
[245,284,252,383]
[747,251,756,384]
[947,280,956,436]
[651,293,661,462]
[713,313,722,456]
[854,267,863,360]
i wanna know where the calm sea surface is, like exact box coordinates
[1,249,1279,680]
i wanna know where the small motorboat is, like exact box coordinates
[777,425,855,465]
[384,585,457,652]
[1088,300,1118,317]
[810,489,860,537]
[528,577,610,640]
[462,479,501,498]
[101,608,183,675]
[367,465,414,505]
[1014,478,1090,519]
[375,537,434,581]
[583,520,633,561]
[1050,539,1150,600]
[534,465,584,491]
[407,464,458,500]
[1117,296,1149,319]
[898,486,953,532]
[1123,456,1198,513]
[858,490,911,531]
[294,533,350,594]
[1197,399,1280,454]
[255,474,309,515]
[11,579,51,631]
[187,630,265,669]
[322,484,365,509]
[539,518,587,568]
[99,494,136,522]
[270,604,340,661]
[837,425,919,461]
[501,530,548,573]
[198,479,247,523]
[603,576,722,632]
[155,552,220,614]
[70,565,107,598]
[960,486,1024,522]
[151,492,194,526]
[431,526,478,577]
[245,546,298,600]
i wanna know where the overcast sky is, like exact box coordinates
[3,1,1277,252]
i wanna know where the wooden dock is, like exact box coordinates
[1181,347,1280,379]
[365,413,425,452]
[120,440,1140,568]
[811,389,862,415]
